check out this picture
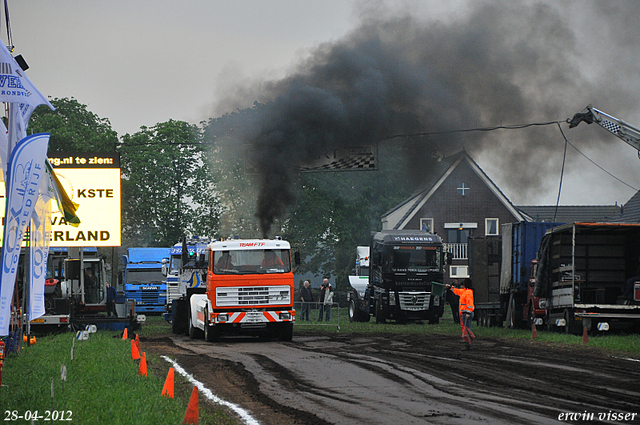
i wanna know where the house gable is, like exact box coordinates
[383,150,523,237]
[404,157,522,238]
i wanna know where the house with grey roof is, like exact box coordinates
[380,150,633,282]
[381,150,525,280]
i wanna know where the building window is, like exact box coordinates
[486,218,499,236]
[447,228,470,244]
[457,182,470,196]
[450,265,469,278]
[420,218,434,233]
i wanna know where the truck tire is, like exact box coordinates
[204,308,220,342]
[278,322,294,341]
[375,301,386,324]
[172,299,188,335]
[349,299,361,322]
[188,308,203,339]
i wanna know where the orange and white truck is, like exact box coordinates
[187,238,296,342]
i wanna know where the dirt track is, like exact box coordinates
[143,329,640,425]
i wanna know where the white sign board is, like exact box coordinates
[0,153,121,247]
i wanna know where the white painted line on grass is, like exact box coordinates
[161,355,260,425]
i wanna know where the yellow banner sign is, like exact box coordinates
[1,153,121,247]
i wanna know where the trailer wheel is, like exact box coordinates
[204,308,220,342]
[564,309,577,335]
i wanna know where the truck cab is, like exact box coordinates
[368,230,448,324]
[188,238,296,342]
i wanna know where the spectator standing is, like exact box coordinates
[318,279,333,321]
[106,282,117,317]
[299,280,314,321]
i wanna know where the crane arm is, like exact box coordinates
[568,105,640,152]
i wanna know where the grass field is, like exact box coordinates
[0,322,236,425]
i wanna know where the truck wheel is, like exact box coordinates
[204,308,220,342]
[188,309,203,339]
[172,299,188,335]
[428,314,440,325]
[349,299,358,322]
[278,322,293,341]
[375,301,386,324]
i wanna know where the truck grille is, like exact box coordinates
[216,286,291,307]
[398,292,430,311]
[141,291,159,304]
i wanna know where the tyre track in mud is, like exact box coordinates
[143,332,640,425]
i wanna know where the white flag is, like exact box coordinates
[0,133,50,335]
[0,43,53,109]
[29,176,52,322]
[0,43,55,181]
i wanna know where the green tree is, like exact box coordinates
[119,120,221,246]
[29,97,118,153]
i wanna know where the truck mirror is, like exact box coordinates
[161,259,168,276]
[294,251,301,266]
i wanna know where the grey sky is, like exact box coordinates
[7,0,640,207]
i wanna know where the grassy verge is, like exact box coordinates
[295,307,640,356]
[0,322,237,425]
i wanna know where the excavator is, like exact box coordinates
[568,105,640,157]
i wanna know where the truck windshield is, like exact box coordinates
[391,246,440,272]
[213,249,291,274]
[127,270,165,284]
[169,256,181,273]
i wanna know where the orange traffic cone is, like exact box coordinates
[531,323,538,339]
[138,352,147,377]
[135,334,141,352]
[131,339,141,361]
[582,327,589,345]
[182,386,199,425]
[122,328,128,339]
[161,367,175,398]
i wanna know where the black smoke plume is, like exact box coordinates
[214,1,640,236]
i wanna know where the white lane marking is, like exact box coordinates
[161,355,260,425]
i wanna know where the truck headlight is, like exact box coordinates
[279,312,291,320]
[538,298,547,309]
[217,314,228,322]
[433,295,440,307]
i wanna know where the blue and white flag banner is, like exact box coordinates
[0,133,50,335]
[29,177,52,322]
[0,43,55,182]
[0,43,53,108]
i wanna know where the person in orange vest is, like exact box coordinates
[446,278,475,348]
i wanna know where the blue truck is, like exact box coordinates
[122,247,170,314]
[468,221,561,329]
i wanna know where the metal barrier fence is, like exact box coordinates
[294,302,340,330]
